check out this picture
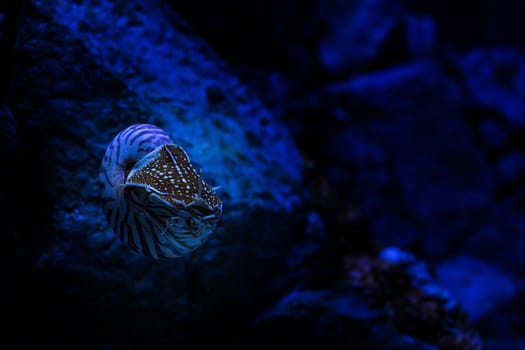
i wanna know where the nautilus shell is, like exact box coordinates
[99,124,222,259]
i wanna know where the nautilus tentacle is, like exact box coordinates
[99,123,222,259]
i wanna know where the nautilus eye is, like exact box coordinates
[99,123,223,259]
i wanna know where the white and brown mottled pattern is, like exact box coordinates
[99,123,222,259]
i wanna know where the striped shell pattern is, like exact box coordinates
[99,124,222,259]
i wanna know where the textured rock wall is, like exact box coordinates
[9,0,303,347]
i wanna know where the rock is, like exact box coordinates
[323,60,496,259]
[318,0,404,74]
[436,256,517,322]
[461,192,525,272]
[455,48,525,127]
[497,152,525,183]
[227,289,382,349]
[477,118,509,150]
[314,0,435,74]
[227,248,483,349]
[10,0,303,347]
[402,12,437,59]
[486,337,525,350]
[378,246,417,265]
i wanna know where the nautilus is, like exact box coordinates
[99,123,222,259]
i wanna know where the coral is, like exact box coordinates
[345,249,483,349]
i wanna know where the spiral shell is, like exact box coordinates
[99,123,222,259]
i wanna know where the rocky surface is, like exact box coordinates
[226,246,483,350]
[6,0,304,347]
[187,0,525,347]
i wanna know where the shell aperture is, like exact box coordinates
[99,124,222,259]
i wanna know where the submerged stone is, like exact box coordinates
[12,0,303,347]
